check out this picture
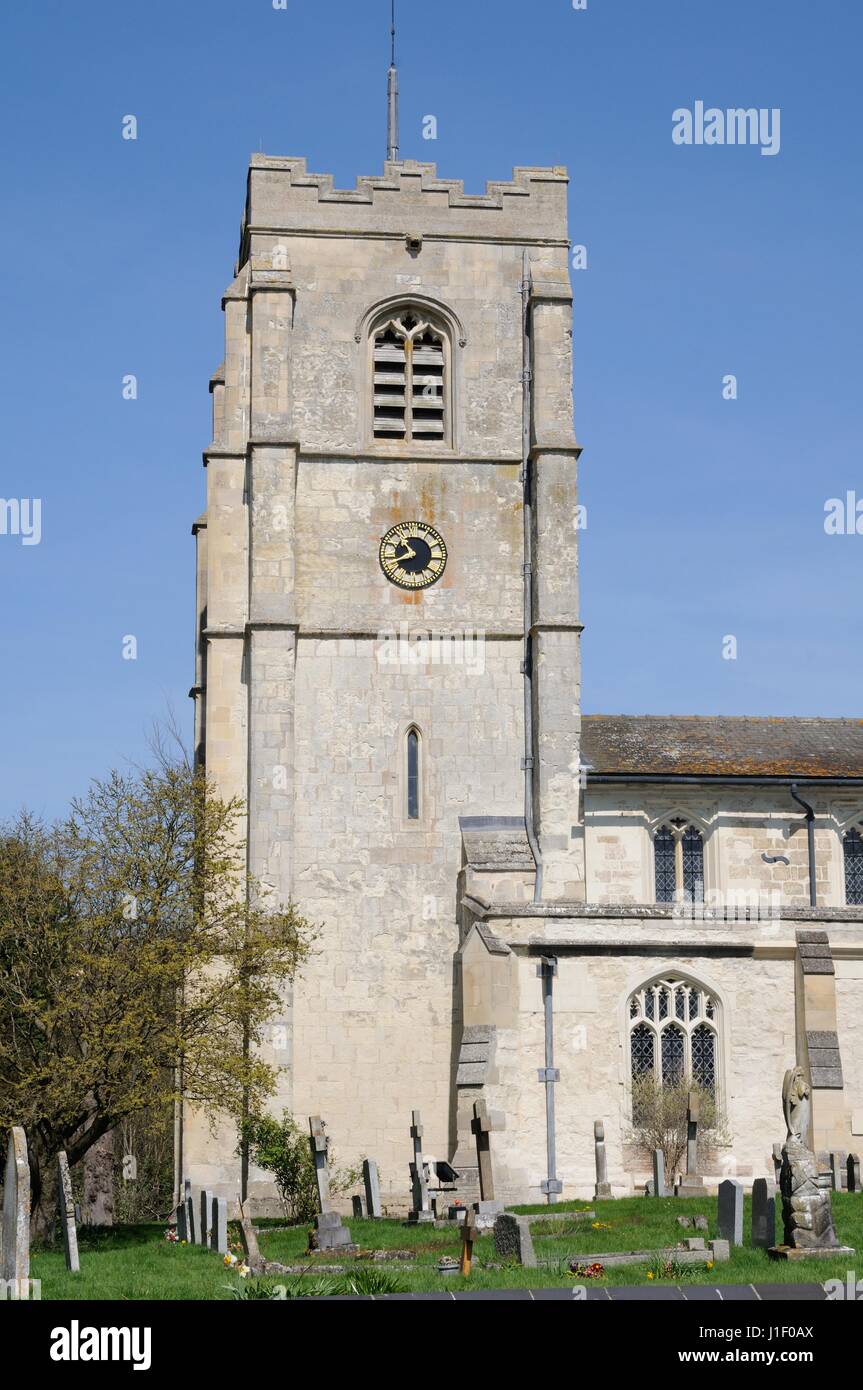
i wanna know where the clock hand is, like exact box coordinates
[394,544,417,561]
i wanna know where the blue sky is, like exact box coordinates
[1,0,861,820]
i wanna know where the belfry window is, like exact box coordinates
[844,826,863,905]
[653,820,704,903]
[406,728,420,820]
[373,311,447,443]
[628,976,719,1099]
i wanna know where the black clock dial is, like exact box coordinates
[379,522,447,590]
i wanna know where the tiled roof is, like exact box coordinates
[581,716,863,779]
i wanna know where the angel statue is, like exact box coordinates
[782,1065,811,1145]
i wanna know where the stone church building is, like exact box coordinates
[183,146,863,1208]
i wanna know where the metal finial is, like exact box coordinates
[387,0,399,163]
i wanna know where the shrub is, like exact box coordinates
[240,1111,360,1226]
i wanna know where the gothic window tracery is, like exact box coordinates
[844,826,863,905]
[627,975,720,1102]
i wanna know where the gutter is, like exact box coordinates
[521,249,543,902]
[790,783,818,908]
[586,774,863,787]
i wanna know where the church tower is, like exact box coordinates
[186,128,583,1200]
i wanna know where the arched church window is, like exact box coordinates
[406,728,420,820]
[627,976,720,1103]
[844,826,863,905]
[372,310,448,444]
[653,820,705,903]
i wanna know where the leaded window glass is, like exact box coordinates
[845,828,863,906]
[406,729,420,820]
[628,976,721,1109]
[654,825,676,902]
[682,826,705,902]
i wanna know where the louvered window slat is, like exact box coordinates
[373,314,447,443]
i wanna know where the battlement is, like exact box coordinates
[239,156,570,263]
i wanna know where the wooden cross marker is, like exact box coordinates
[459,1210,478,1277]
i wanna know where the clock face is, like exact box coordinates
[379,521,447,590]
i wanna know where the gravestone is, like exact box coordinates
[847,1153,861,1194]
[407,1110,434,1224]
[238,1199,264,1274]
[362,1158,382,1218]
[593,1121,611,1200]
[471,1100,504,1219]
[2,1126,30,1284]
[751,1177,776,1249]
[771,1066,853,1258]
[176,1202,189,1242]
[676,1092,705,1197]
[652,1148,666,1198]
[493,1213,537,1268]
[717,1178,744,1246]
[352,1195,366,1219]
[57,1150,80,1273]
[829,1152,845,1192]
[185,1191,197,1245]
[460,1209,479,1277]
[210,1196,228,1255]
[308,1116,355,1251]
[200,1189,214,1247]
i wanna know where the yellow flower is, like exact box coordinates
[646,1271,654,1280]
[705,1261,714,1271]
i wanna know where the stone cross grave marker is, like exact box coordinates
[57,1150,80,1273]
[2,1126,31,1285]
[493,1212,537,1268]
[652,1148,666,1197]
[408,1110,434,1222]
[718,1178,744,1246]
[751,1177,776,1249]
[471,1099,504,1215]
[676,1092,705,1196]
[362,1158,382,1218]
[593,1120,611,1199]
[211,1196,228,1255]
[307,1116,355,1250]
[848,1153,861,1194]
[200,1189,214,1247]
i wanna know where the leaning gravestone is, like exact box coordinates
[593,1121,611,1199]
[407,1110,434,1224]
[210,1196,228,1256]
[57,1150,80,1273]
[847,1153,861,1194]
[308,1116,355,1251]
[471,1099,504,1223]
[2,1127,30,1285]
[717,1178,744,1246]
[362,1158,382,1218]
[238,1199,265,1274]
[771,1066,853,1258]
[751,1177,776,1250]
[652,1149,667,1198]
[493,1213,537,1268]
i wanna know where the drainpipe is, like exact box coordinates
[537,956,561,1203]
[521,249,543,902]
[790,783,817,907]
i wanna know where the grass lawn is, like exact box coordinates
[30,1194,862,1299]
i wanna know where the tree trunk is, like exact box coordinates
[82,1129,115,1226]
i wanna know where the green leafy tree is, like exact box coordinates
[0,759,317,1240]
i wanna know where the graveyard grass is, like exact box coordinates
[31,1194,863,1299]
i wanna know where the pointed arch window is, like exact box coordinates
[653,819,704,903]
[372,310,448,444]
[406,727,420,821]
[844,826,863,906]
[628,975,720,1101]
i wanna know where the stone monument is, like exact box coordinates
[362,1158,382,1218]
[57,1150,80,1273]
[307,1116,355,1251]
[470,1099,504,1225]
[770,1065,854,1260]
[2,1126,30,1286]
[593,1120,611,1199]
[406,1110,434,1224]
[676,1091,705,1197]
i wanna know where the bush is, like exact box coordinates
[628,1076,726,1181]
[240,1111,360,1226]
